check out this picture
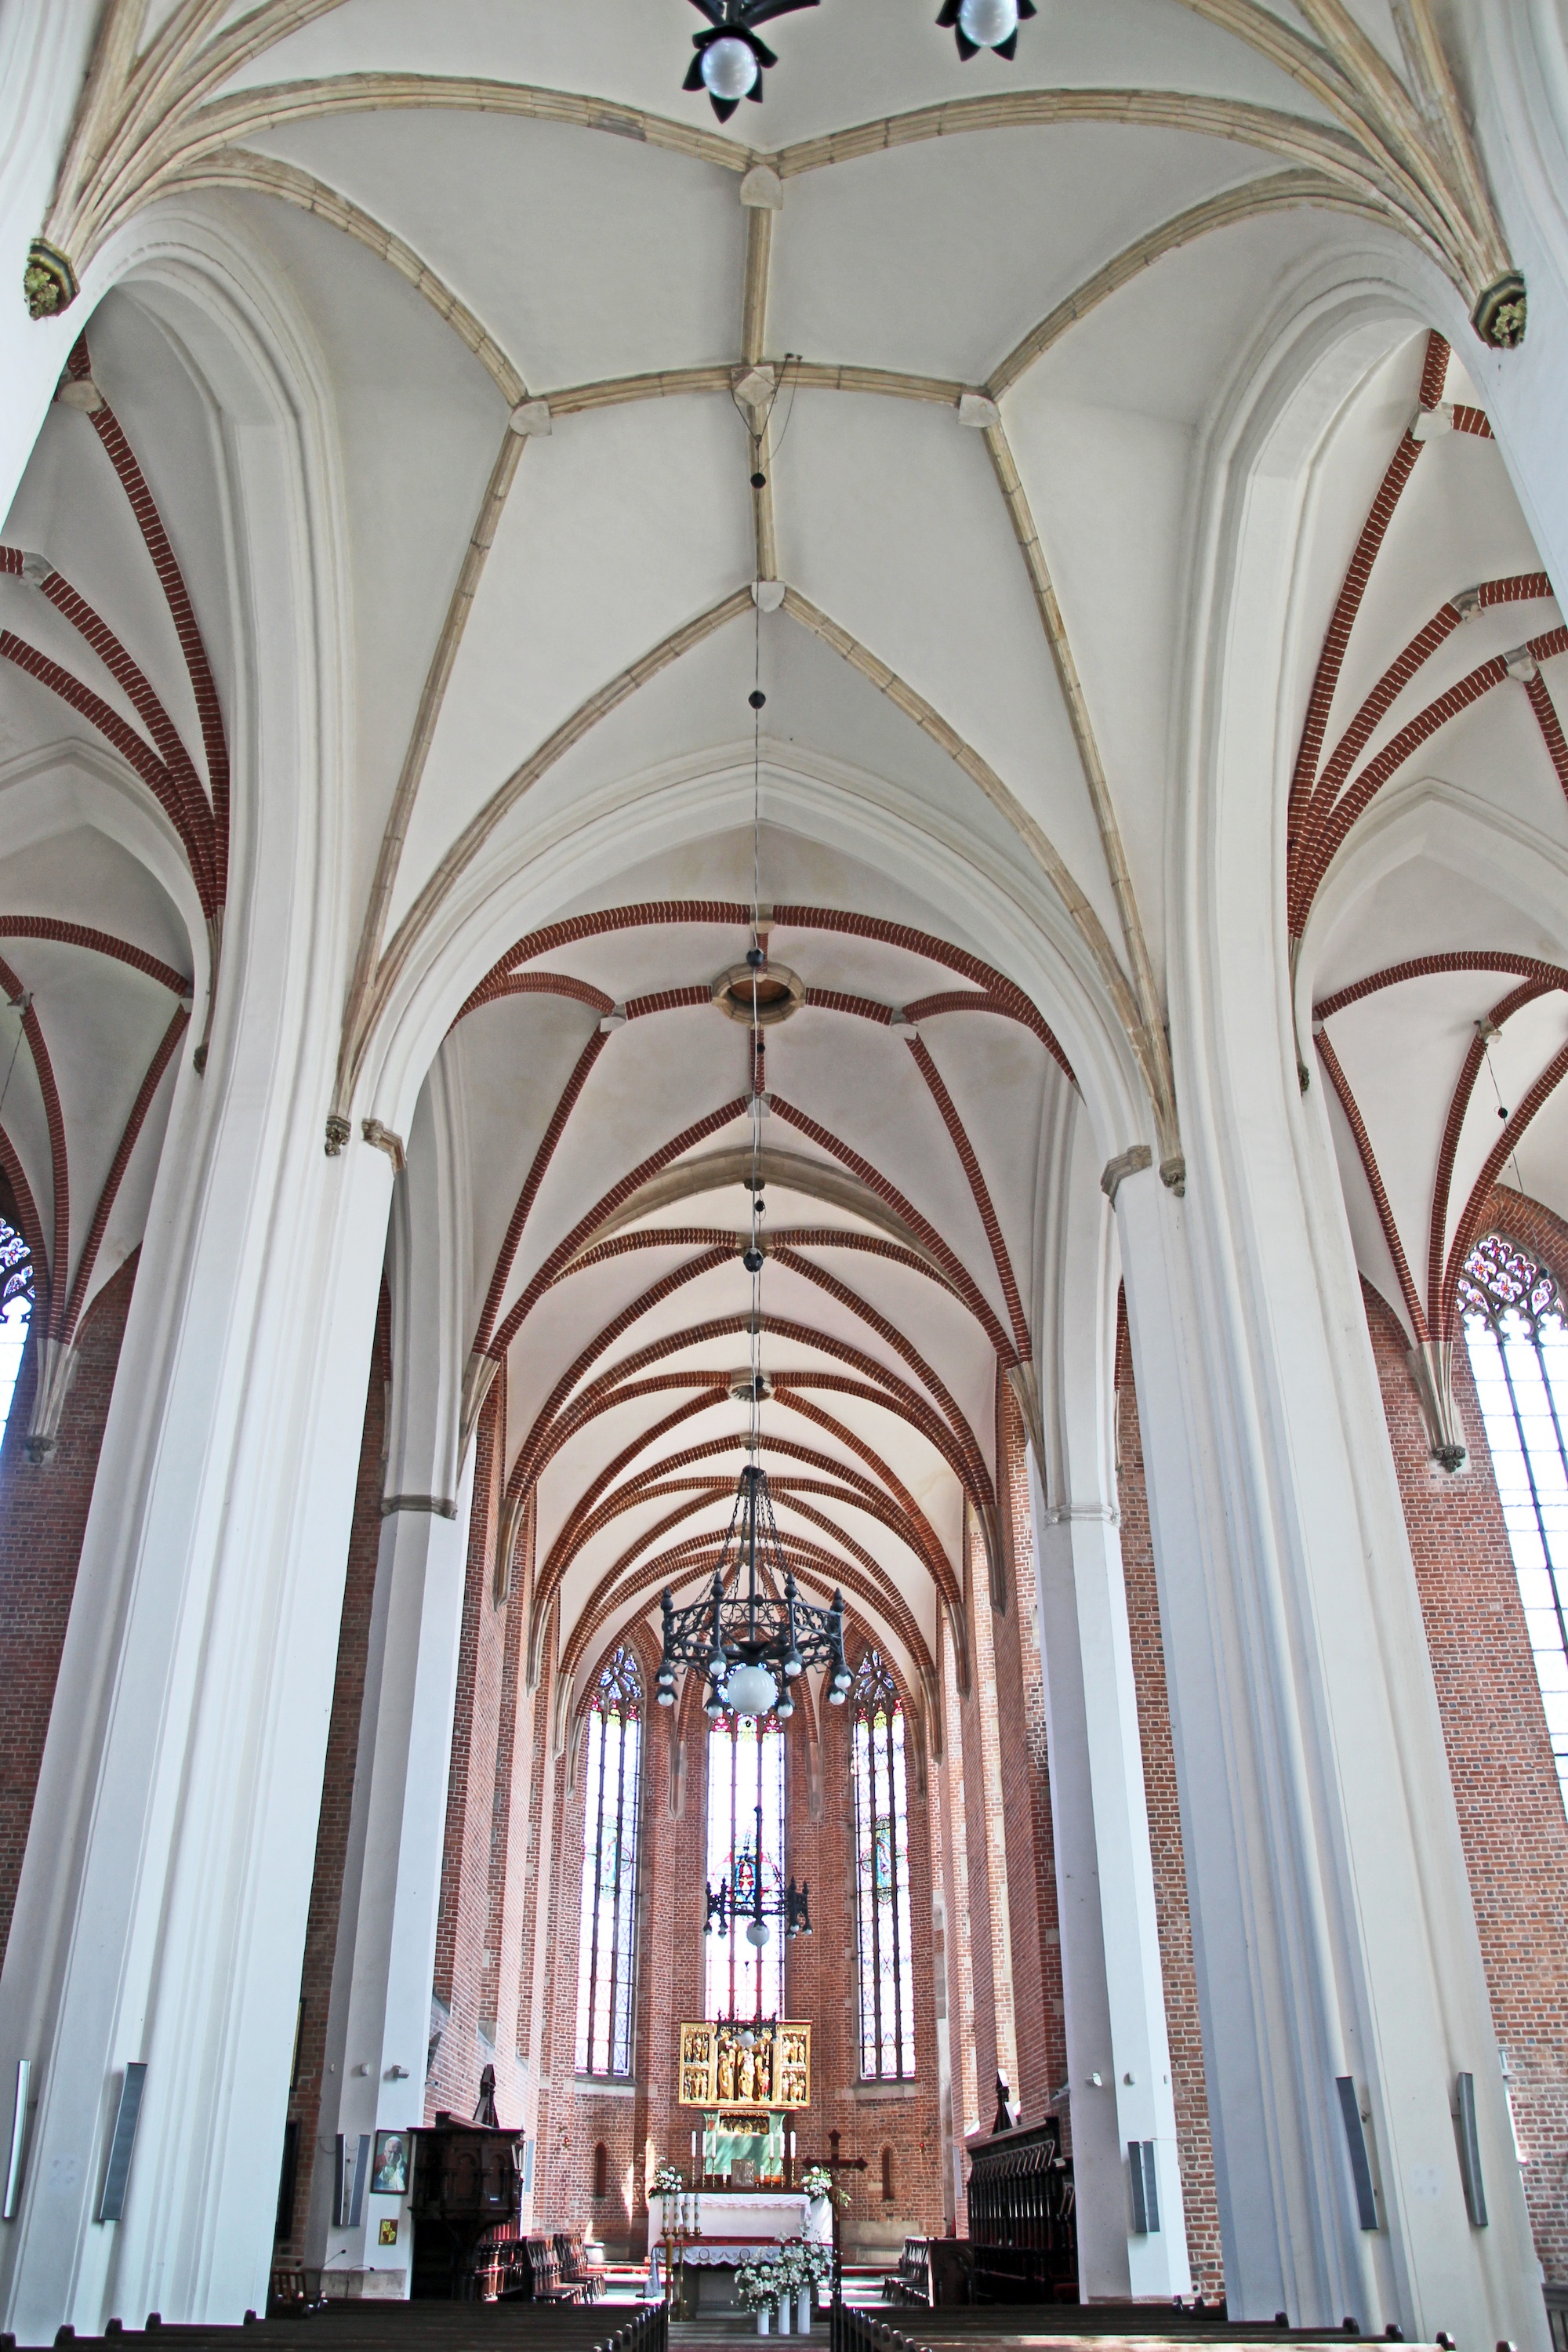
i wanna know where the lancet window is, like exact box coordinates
[575,1645,643,2077]
[1459,1235,1568,1807]
[705,1711,785,2020]
[851,1650,916,2079]
[0,1219,32,1455]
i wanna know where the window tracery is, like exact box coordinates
[575,1644,642,2077]
[0,1218,34,1455]
[851,1650,916,2079]
[1459,1235,1568,1807]
[705,1711,785,2022]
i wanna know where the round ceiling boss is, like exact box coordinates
[710,961,805,1025]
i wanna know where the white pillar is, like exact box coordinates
[0,4,99,519]
[307,1066,477,2293]
[0,231,390,2334]
[1032,1100,1189,2301]
[1135,271,1549,2345]
[312,1481,474,2291]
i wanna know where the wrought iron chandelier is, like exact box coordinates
[655,1453,850,1722]
[655,597,851,1727]
[681,0,1034,119]
[706,1802,813,1948]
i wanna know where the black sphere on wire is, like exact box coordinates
[750,689,767,710]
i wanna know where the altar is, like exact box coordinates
[648,2189,829,2303]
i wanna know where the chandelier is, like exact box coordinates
[681,0,1034,118]
[706,1802,813,1948]
[656,1457,850,1721]
[655,567,851,1726]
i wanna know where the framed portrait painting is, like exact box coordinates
[371,2129,411,2198]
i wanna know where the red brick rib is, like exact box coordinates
[77,335,230,900]
[771,1246,993,1497]
[0,918,189,997]
[0,954,68,1341]
[0,1121,48,1323]
[0,631,215,908]
[1419,332,1450,410]
[487,1096,752,1360]
[1427,979,1560,1331]
[1524,673,1568,804]
[1315,952,1568,1021]
[1298,574,1556,873]
[463,970,613,1017]
[1294,626,1568,927]
[906,1035,1031,1361]
[38,571,216,894]
[62,1004,187,1344]
[770,1094,1014,1364]
[513,1312,991,1511]
[1316,1029,1427,1341]
[1440,1037,1568,1339]
[472,1031,609,1356]
[455,900,1073,1075]
[1287,432,1425,843]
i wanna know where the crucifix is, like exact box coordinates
[797,2128,867,2308]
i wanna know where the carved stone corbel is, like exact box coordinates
[1408,1341,1467,1472]
[493,1486,528,1609]
[1100,1145,1152,1204]
[460,1349,502,1461]
[23,1335,78,1462]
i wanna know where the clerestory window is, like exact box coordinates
[1459,1234,1568,1811]
[0,1218,32,1456]
[705,1710,785,2021]
[851,1650,915,2079]
[575,1644,642,2077]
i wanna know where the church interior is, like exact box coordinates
[1,3,1568,2347]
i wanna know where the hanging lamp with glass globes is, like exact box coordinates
[706,1802,814,1948]
[656,1455,851,1722]
[936,0,1037,60]
[684,0,820,121]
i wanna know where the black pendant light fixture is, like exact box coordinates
[655,568,851,1729]
[684,0,821,122]
[706,1802,814,1947]
[655,1457,850,1722]
[936,0,1037,60]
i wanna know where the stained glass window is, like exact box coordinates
[852,1651,915,2078]
[575,1645,642,2076]
[1459,1235,1568,1809]
[705,1712,785,2021]
[0,1218,31,1454]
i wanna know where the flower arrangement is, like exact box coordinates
[779,2236,834,2288]
[731,2261,782,2312]
[800,2164,848,2208]
[652,2162,685,2196]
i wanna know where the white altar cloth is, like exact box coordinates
[651,2190,819,2244]
[648,2191,826,2292]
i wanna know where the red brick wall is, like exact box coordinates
[274,1283,390,2265]
[0,1253,137,1968]
[1363,1267,1568,2279]
[428,1377,514,2122]
[956,1515,1004,2126]
[993,1374,1067,2124]
[1115,1348,1225,2300]
[935,1606,979,2210]
[531,1625,946,2255]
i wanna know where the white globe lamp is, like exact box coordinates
[701,36,759,100]
[957,0,1018,43]
[724,1661,779,1717]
